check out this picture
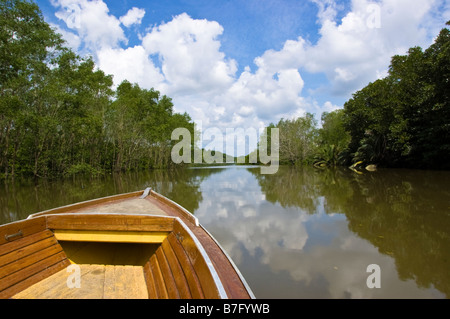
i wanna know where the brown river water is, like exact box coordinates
[1,166,449,298]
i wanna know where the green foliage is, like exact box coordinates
[254,22,450,170]
[0,0,195,179]
[315,110,350,167]
[343,21,450,169]
[277,113,318,165]
[107,80,194,171]
[65,163,103,177]
[256,110,350,168]
[319,110,350,149]
[256,113,318,166]
[314,144,344,168]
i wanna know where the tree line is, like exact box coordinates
[2,0,448,179]
[257,21,450,171]
[0,0,194,179]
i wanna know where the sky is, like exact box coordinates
[36,0,450,156]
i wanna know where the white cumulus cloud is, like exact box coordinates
[96,46,164,91]
[262,0,447,97]
[51,0,126,52]
[142,13,237,96]
[120,7,145,28]
[49,0,450,153]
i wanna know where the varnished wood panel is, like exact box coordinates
[46,214,175,232]
[143,261,158,299]
[103,265,148,299]
[161,238,192,299]
[172,221,222,299]
[0,217,47,245]
[0,230,54,257]
[0,216,71,299]
[11,261,74,298]
[149,254,168,299]
[1,188,251,299]
[195,225,251,299]
[166,233,204,298]
[0,252,70,298]
[0,236,58,269]
[149,191,198,226]
[155,247,180,299]
[1,244,64,279]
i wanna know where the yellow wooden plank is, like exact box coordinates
[14,264,149,299]
[54,230,169,244]
[11,263,71,299]
[103,265,148,299]
[59,264,106,299]
[13,264,106,299]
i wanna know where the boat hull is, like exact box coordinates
[0,189,253,299]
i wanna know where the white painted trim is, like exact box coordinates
[175,218,228,299]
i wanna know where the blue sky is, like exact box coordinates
[36,0,449,154]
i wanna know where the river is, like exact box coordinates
[1,166,449,298]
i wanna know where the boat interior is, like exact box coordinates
[0,213,226,299]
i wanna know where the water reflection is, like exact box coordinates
[194,166,449,298]
[1,166,449,298]
[0,169,217,223]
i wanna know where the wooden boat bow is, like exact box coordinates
[0,188,254,299]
